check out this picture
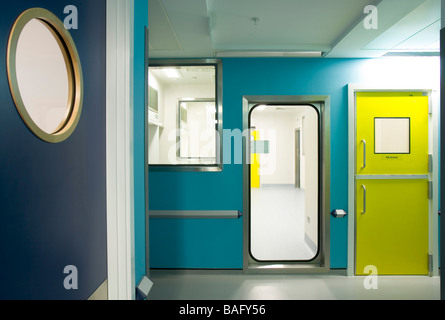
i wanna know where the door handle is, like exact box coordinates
[361,184,366,214]
[361,139,366,169]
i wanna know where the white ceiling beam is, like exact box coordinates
[326,0,428,58]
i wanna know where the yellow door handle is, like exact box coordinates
[361,184,366,214]
[361,139,366,169]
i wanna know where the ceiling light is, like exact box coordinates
[383,50,439,57]
[216,51,323,58]
[162,68,180,78]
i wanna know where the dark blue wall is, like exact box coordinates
[0,1,107,299]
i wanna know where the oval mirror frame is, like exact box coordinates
[7,8,83,143]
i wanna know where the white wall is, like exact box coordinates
[253,111,296,185]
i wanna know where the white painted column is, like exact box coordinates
[106,0,135,300]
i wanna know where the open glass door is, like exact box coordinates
[249,105,320,262]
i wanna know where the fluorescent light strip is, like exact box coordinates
[383,51,439,57]
[216,51,323,58]
[162,68,181,78]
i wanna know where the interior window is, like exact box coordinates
[148,60,222,170]
[374,117,410,154]
[7,8,83,143]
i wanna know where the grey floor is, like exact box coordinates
[251,186,316,261]
[147,269,440,300]
[148,185,440,301]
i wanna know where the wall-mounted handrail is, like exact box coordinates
[149,210,242,219]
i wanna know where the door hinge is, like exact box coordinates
[428,181,433,199]
[428,253,433,277]
[428,154,433,173]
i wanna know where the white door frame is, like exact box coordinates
[347,84,439,277]
[106,0,136,299]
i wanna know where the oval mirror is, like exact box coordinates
[7,8,83,143]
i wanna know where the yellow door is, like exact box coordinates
[355,92,429,275]
[251,130,260,188]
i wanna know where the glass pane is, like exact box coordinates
[178,100,216,161]
[15,19,70,134]
[148,65,218,166]
[250,105,319,261]
[375,118,410,154]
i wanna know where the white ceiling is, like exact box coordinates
[148,0,441,58]
[150,66,215,85]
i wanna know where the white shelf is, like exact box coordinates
[148,110,162,127]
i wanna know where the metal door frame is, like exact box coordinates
[347,84,439,277]
[242,95,330,273]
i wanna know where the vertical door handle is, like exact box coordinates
[361,184,366,214]
[361,139,366,169]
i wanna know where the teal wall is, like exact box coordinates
[148,56,439,269]
[134,0,148,283]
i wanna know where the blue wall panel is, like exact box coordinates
[149,57,439,270]
[150,218,243,269]
[0,1,107,299]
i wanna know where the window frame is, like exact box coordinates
[7,8,84,144]
[374,117,411,154]
[148,59,223,172]
[177,98,217,161]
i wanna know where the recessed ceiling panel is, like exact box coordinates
[148,0,183,50]
[149,0,441,58]
[206,0,380,53]
[149,0,214,58]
